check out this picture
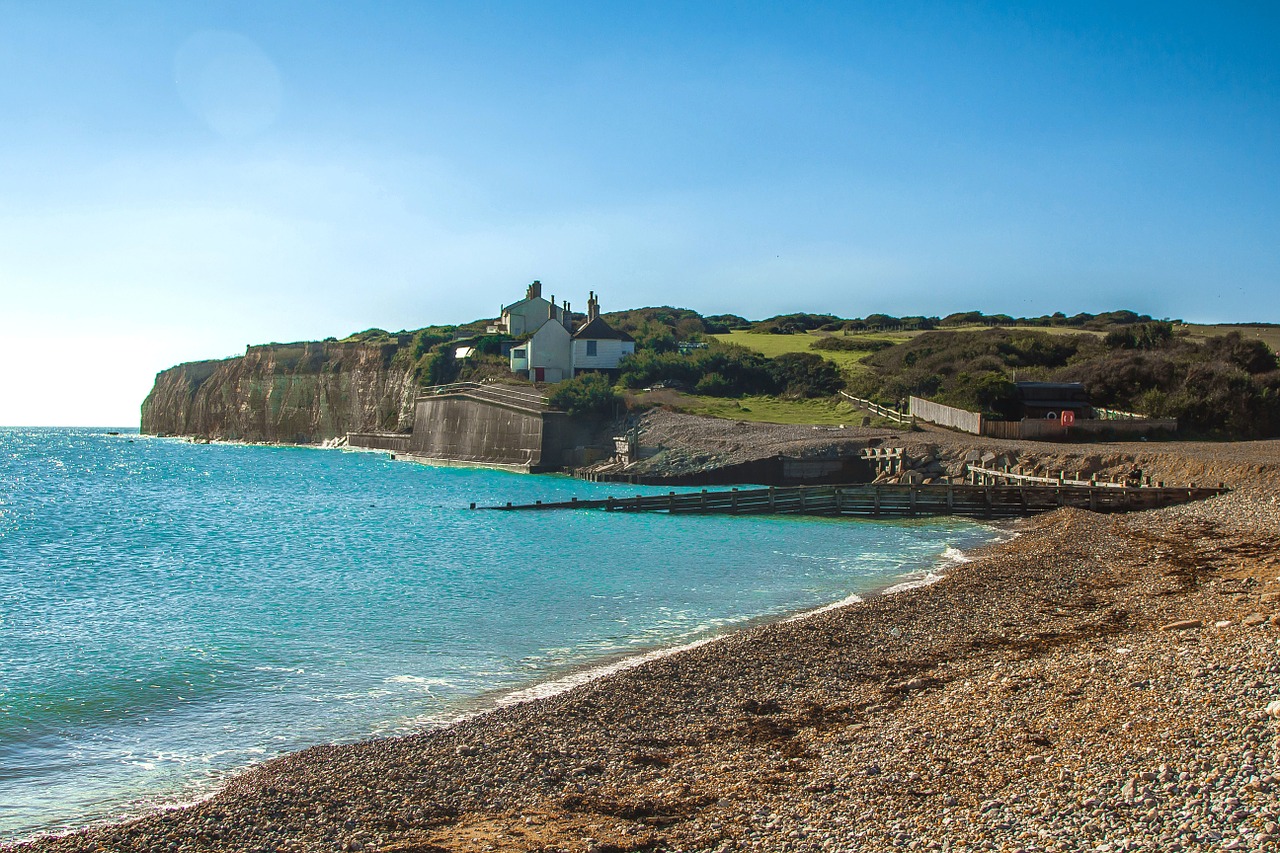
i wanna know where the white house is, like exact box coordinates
[506,286,633,383]
[510,318,573,383]
[489,280,567,337]
[572,291,635,371]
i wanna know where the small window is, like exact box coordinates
[586,340,598,357]
[513,348,526,358]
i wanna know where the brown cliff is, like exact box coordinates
[140,341,418,443]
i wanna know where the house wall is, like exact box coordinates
[525,321,573,380]
[572,339,635,370]
[503,297,563,337]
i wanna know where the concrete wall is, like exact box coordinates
[410,396,548,469]
[347,432,412,453]
[408,395,606,471]
[909,396,983,434]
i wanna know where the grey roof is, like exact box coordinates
[573,317,635,342]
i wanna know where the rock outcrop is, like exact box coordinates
[140,341,418,443]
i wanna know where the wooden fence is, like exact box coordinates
[840,392,913,424]
[478,482,1228,520]
[908,397,983,434]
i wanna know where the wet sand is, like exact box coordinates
[18,442,1280,852]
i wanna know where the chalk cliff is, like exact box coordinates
[140,341,418,443]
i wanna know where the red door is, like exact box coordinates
[534,367,545,382]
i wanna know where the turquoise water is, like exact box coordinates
[0,428,997,840]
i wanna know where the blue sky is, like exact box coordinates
[1,1,1277,425]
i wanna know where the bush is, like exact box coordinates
[547,373,620,417]
[1104,321,1173,351]
[810,336,894,352]
[768,352,844,398]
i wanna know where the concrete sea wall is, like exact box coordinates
[403,395,605,472]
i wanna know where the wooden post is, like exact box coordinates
[836,488,844,513]
[946,484,954,511]
[909,485,917,516]
[874,488,881,517]
[769,486,776,511]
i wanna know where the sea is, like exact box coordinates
[0,427,1000,842]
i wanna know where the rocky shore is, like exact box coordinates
[18,437,1280,852]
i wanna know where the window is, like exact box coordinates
[586,340,598,357]
[513,348,526,358]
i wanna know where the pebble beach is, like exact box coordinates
[16,434,1280,853]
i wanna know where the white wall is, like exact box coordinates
[572,339,634,370]
[503,297,562,337]
[526,320,573,380]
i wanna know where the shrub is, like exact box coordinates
[768,352,844,398]
[548,373,620,417]
[810,336,894,352]
[1104,321,1173,350]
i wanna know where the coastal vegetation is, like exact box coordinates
[847,326,1280,437]
[144,302,1280,441]
[546,373,621,417]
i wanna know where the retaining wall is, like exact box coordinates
[408,395,604,472]
[346,432,412,453]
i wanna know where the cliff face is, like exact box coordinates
[141,341,418,443]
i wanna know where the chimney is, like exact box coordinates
[587,291,600,322]
[527,280,542,299]
[563,302,573,331]
[549,295,556,320]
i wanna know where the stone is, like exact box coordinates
[1160,619,1203,632]
[1243,613,1268,627]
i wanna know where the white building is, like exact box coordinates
[510,318,573,383]
[489,280,567,337]
[572,292,635,371]
[507,287,634,383]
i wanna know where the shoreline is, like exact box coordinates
[4,520,1000,849]
[16,440,1280,852]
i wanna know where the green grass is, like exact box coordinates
[709,329,913,376]
[1177,323,1280,351]
[670,393,902,426]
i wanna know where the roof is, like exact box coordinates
[573,316,635,342]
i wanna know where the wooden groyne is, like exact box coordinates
[475,482,1229,520]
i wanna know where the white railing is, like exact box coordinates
[424,382,549,408]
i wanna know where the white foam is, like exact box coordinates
[784,592,865,622]
[492,635,721,707]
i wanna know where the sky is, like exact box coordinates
[1,1,1278,426]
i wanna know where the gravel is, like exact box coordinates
[18,425,1280,853]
